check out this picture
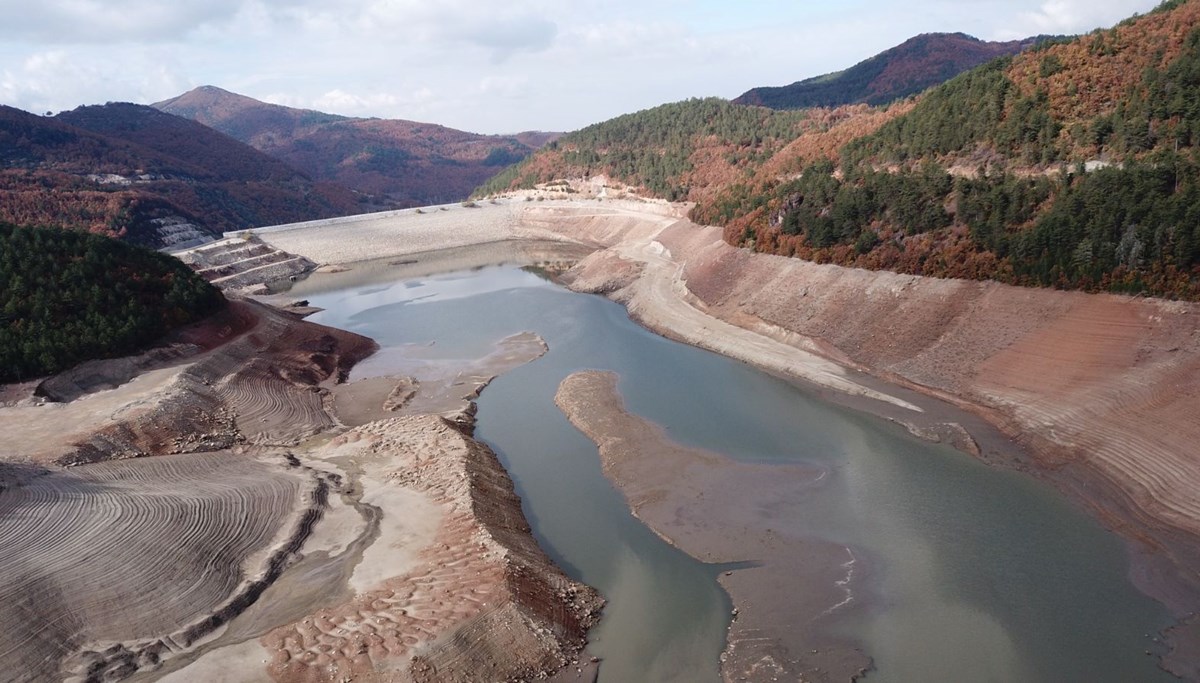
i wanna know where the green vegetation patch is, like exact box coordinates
[0,224,225,382]
[740,157,1200,298]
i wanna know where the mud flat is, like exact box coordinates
[255,194,1200,677]
[556,371,871,681]
[0,293,599,681]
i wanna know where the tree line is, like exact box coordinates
[0,223,225,382]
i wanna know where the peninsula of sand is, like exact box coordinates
[234,182,1200,679]
[0,292,601,681]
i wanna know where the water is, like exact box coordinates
[299,265,1176,683]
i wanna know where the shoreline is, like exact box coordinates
[0,294,601,682]
[554,370,873,681]
[245,194,1200,678]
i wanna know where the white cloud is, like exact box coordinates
[0,0,250,42]
[0,48,190,115]
[1000,0,1156,38]
[477,76,530,98]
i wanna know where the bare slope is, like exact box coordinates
[0,451,316,682]
[0,287,600,682]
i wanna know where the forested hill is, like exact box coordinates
[57,103,312,183]
[482,0,1200,300]
[715,0,1200,299]
[734,33,1046,110]
[0,103,360,249]
[0,223,224,382]
[475,98,822,204]
[155,86,559,207]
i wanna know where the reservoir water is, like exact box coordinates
[297,264,1175,682]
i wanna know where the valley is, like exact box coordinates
[3,1,1200,680]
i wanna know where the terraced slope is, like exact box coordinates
[0,254,602,682]
[0,452,318,682]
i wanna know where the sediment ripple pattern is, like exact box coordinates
[0,452,305,682]
[218,358,334,445]
[262,417,602,682]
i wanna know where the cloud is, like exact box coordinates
[0,0,255,42]
[0,0,1167,134]
[262,86,440,118]
[0,48,189,115]
[477,76,530,99]
[348,1,559,61]
[1000,0,1156,38]
[463,16,557,62]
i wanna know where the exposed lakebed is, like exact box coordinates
[295,263,1176,682]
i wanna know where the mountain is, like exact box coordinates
[0,103,360,248]
[734,33,1050,110]
[56,103,311,183]
[155,86,559,207]
[477,98,817,204]
[482,1,1200,299]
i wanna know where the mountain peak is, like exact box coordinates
[154,87,558,206]
[734,32,1049,110]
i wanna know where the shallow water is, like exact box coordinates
[300,265,1176,683]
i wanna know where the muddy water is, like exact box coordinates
[299,265,1176,683]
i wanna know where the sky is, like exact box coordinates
[0,0,1165,134]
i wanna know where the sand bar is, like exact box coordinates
[251,191,1200,675]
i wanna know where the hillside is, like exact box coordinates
[155,86,559,207]
[484,1,1200,300]
[0,223,225,382]
[0,103,360,248]
[56,103,311,183]
[476,98,829,204]
[718,0,1200,298]
[735,33,1048,110]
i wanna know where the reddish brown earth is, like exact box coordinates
[0,103,359,248]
